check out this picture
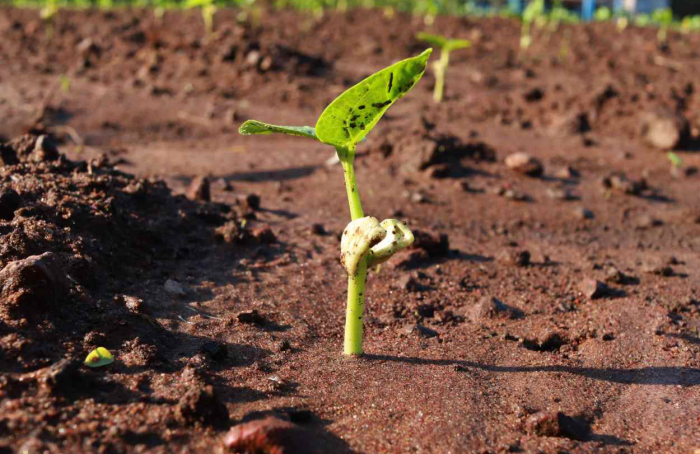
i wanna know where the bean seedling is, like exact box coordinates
[520,0,545,49]
[239,49,432,355]
[417,33,470,103]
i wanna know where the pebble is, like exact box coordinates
[237,309,266,326]
[579,278,608,299]
[470,296,521,321]
[573,206,594,220]
[546,187,572,201]
[634,214,662,229]
[176,384,228,424]
[186,176,210,202]
[504,152,543,176]
[641,257,673,276]
[223,415,317,454]
[0,188,21,221]
[497,249,530,267]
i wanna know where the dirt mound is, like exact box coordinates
[0,133,242,371]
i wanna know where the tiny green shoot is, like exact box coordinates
[652,8,673,43]
[417,33,470,103]
[239,49,432,355]
[85,347,114,368]
[520,0,545,49]
[40,0,59,39]
[185,0,218,40]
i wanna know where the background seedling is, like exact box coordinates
[40,0,59,38]
[653,8,673,43]
[417,33,470,103]
[239,49,432,355]
[185,0,218,40]
[520,0,545,49]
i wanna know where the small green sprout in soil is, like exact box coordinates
[520,0,545,49]
[417,32,470,103]
[666,151,682,168]
[85,347,114,368]
[39,0,58,38]
[185,0,218,40]
[653,8,673,43]
[239,49,432,355]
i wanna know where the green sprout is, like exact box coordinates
[39,0,59,38]
[594,6,612,22]
[417,33,470,103]
[239,49,432,355]
[652,8,673,43]
[185,0,218,40]
[520,0,545,49]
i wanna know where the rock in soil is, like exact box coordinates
[525,411,589,440]
[573,206,594,220]
[237,309,266,326]
[0,252,68,323]
[187,176,211,202]
[641,108,688,150]
[496,249,530,267]
[470,296,522,321]
[504,152,543,177]
[164,279,187,296]
[411,230,449,257]
[579,278,609,299]
[0,188,21,220]
[641,257,673,276]
[176,384,228,425]
[223,415,322,454]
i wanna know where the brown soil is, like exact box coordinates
[1,6,700,454]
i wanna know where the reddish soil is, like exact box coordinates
[1,6,700,454]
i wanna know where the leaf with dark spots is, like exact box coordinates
[315,49,432,148]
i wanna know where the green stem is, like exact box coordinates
[433,49,449,103]
[337,146,368,356]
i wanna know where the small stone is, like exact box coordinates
[223,415,319,454]
[0,252,68,323]
[410,190,429,204]
[526,412,561,437]
[250,225,276,244]
[31,135,60,162]
[411,230,449,257]
[394,274,424,292]
[274,339,291,352]
[497,249,530,267]
[573,207,594,220]
[546,187,571,200]
[237,309,266,326]
[427,163,451,179]
[123,295,144,313]
[200,341,227,361]
[579,278,608,299]
[504,152,543,176]
[177,384,228,425]
[634,214,662,229]
[554,166,578,179]
[245,193,261,211]
[164,279,186,296]
[401,323,438,338]
[215,221,245,243]
[187,176,210,202]
[641,257,673,276]
[604,174,643,195]
[604,266,628,284]
[641,108,687,150]
[40,358,85,396]
[0,188,21,221]
[470,296,521,321]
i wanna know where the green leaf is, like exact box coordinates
[445,39,471,52]
[84,347,114,368]
[315,49,432,149]
[238,120,318,140]
[418,33,470,52]
[417,32,448,49]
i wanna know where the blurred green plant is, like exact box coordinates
[417,32,470,102]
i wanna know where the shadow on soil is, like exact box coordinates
[363,354,700,387]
